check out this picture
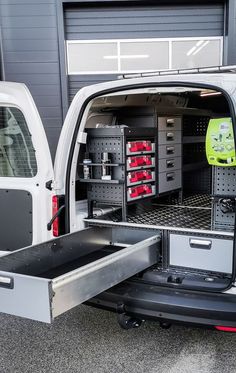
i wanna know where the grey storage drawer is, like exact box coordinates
[158,144,182,159]
[158,117,182,131]
[169,233,233,273]
[159,169,182,193]
[158,131,182,145]
[0,226,160,323]
[158,157,181,173]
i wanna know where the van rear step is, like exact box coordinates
[0,226,160,323]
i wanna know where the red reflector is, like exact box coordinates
[215,326,236,332]
[52,195,59,237]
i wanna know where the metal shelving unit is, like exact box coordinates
[80,127,157,221]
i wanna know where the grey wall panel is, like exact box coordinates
[65,2,224,102]
[65,4,224,40]
[0,1,63,158]
[68,74,118,102]
[0,189,32,251]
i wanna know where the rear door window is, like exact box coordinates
[0,107,37,177]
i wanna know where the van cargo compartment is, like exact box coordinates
[169,233,233,273]
[0,226,160,323]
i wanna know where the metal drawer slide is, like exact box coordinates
[0,226,160,323]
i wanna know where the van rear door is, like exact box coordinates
[0,82,54,253]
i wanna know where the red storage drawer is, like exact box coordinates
[127,155,154,170]
[127,140,153,154]
[127,184,155,201]
[127,169,154,185]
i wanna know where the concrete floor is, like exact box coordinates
[0,305,236,373]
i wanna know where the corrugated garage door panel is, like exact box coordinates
[65,4,224,40]
[65,2,224,102]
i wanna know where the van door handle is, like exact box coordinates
[189,239,212,250]
[47,205,65,231]
[0,276,14,289]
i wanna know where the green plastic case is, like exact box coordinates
[206,117,236,166]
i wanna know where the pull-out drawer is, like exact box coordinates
[158,157,182,173]
[158,169,182,193]
[158,144,182,159]
[0,226,160,323]
[158,130,182,145]
[126,140,155,155]
[127,155,155,171]
[127,183,156,201]
[158,117,182,131]
[169,233,233,273]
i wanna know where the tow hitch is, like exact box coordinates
[117,303,144,330]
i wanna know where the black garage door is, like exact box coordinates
[64,2,224,102]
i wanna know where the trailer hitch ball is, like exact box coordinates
[116,303,144,330]
[117,314,143,330]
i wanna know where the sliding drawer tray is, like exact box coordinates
[0,226,160,323]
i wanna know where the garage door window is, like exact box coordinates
[66,37,222,74]
[172,39,222,69]
[0,107,37,177]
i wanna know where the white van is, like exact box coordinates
[0,67,236,331]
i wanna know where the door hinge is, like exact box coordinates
[77,131,87,144]
[46,180,53,190]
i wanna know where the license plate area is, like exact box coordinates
[0,226,160,323]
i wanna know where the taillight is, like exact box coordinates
[52,195,59,237]
[215,326,236,332]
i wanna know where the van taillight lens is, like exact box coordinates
[52,195,59,237]
[215,326,236,332]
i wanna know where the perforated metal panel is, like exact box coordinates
[213,166,236,196]
[88,137,124,163]
[212,167,236,230]
[88,136,125,180]
[213,201,235,231]
[87,184,123,205]
[183,116,210,136]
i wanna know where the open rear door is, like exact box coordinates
[0,82,54,253]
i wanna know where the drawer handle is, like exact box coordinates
[166,159,174,168]
[166,146,174,155]
[166,172,175,181]
[0,276,14,289]
[166,118,175,127]
[189,239,212,250]
[166,132,174,141]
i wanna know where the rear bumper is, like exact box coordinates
[86,281,236,327]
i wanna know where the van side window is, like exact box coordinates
[0,107,37,177]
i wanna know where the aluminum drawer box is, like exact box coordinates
[158,144,182,159]
[158,170,182,193]
[158,131,182,145]
[169,233,233,273]
[0,226,160,323]
[158,157,181,173]
[158,117,182,131]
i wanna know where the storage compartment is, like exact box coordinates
[0,226,160,322]
[169,233,233,274]
[74,85,235,290]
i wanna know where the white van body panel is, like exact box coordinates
[54,73,236,232]
[0,82,54,247]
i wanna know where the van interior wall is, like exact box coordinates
[75,89,231,232]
